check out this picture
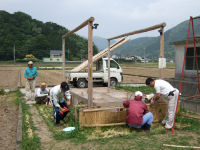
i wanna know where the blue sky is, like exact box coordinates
[0,0,199,39]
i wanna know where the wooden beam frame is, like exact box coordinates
[62,17,95,107]
[88,20,93,107]
[62,17,94,38]
[159,27,164,78]
[108,22,166,40]
[107,22,166,87]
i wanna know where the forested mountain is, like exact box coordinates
[93,36,116,51]
[113,19,200,59]
[93,19,200,59]
[0,10,98,61]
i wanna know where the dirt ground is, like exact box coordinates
[0,67,20,89]
[0,65,175,89]
[122,67,174,83]
[29,105,98,150]
[0,93,19,150]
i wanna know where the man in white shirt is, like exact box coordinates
[145,78,179,130]
[50,82,71,125]
[35,82,49,105]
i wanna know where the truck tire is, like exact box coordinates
[77,79,88,88]
[110,78,118,86]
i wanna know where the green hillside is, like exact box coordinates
[0,10,98,61]
[114,19,200,59]
[93,36,116,51]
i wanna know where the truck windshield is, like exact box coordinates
[106,60,119,69]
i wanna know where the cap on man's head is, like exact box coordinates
[28,61,33,65]
[135,91,143,97]
[145,78,154,85]
[61,82,69,91]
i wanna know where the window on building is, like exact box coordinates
[185,47,200,70]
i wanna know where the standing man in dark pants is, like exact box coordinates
[50,82,71,125]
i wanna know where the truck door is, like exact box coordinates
[104,59,122,83]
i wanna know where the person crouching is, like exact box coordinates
[123,91,153,132]
[35,82,50,105]
[50,82,71,125]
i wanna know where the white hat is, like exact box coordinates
[135,91,143,97]
[28,61,33,65]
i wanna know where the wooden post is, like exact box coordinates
[88,21,93,108]
[74,105,77,123]
[159,27,164,79]
[107,40,111,92]
[62,38,66,81]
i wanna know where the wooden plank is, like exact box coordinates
[74,105,77,123]
[62,17,94,38]
[107,40,111,92]
[88,21,93,108]
[108,22,166,40]
[71,38,130,72]
[180,113,200,120]
[82,122,126,127]
[159,27,164,79]
[163,144,200,149]
[82,106,125,112]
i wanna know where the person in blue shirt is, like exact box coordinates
[24,61,38,101]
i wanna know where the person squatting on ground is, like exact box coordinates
[50,82,71,125]
[145,78,179,130]
[35,82,50,105]
[24,61,38,101]
[123,91,153,133]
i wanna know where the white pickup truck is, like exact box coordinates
[66,58,123,88]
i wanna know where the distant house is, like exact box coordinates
[112,54,121,59]
[43,50,62,62]
[169,38,200,81]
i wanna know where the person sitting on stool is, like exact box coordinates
[123,91,153,133]
[35,82,50,105]
[50,82,71,125]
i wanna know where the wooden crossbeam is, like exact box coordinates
[71,38,130,72]
[62,17,94,38]
[108,22,166,40]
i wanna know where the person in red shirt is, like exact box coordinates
[123,91,153,132]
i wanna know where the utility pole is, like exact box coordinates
[144,48,146,64]
[13,44,16,64]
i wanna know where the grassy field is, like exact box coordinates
[16,90,41,150]
[35,103,200,150]
[0,90,41,150]
[115,86,156,94]
[1,89,200,150]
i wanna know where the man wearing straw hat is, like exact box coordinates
[35,82,50,105]
[24,61,38,101]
